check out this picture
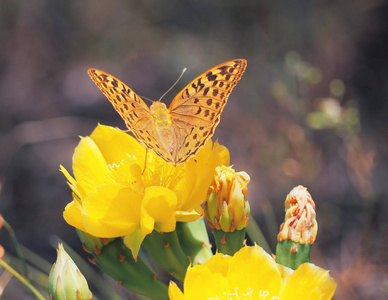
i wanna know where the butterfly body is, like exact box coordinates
[149,101,177,160]
[88,59,247,165]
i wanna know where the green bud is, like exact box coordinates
[48,243,92,300]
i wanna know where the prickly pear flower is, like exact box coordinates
[48,244,92,300]
[277,185,318,244]
[204,165,250,232]
[168,245,336,300]
[61,124,229,258]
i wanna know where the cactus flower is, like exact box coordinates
[48,244,92,300]
[61,124,229,258]
[168,245,336,300]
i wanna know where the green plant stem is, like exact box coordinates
[212,228,246,256]
[3,219,31,281]
[0,259,45,300]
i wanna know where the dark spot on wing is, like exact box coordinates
[218,66,228,75]
[207,73,217,81]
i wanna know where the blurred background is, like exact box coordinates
[0,1,388,299]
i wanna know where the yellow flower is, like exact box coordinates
[169,245,336,300]
[61,124,229,258]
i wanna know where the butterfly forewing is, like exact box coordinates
[88,69,153,129]
[168,59,247,164]
[89,69,162,148]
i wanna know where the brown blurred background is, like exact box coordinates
[0,1,388,299]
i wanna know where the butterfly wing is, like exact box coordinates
[168,59,247,164]
[88,69,163,150]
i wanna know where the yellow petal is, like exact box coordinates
[60,165,82,199]
[63,200,85,230]
[175,209,201,222]
[140,186,178,236]
[168,281,185,300]
[156,214,176,232]
[73,136,108,195]
[64,184,141,238]
[123,226,146,259]
[178,140,230,211]
[82,184,140,220]
[184,263,230,299]
[227,245,281,297]
[203,253,231,276]
[280,263,336,300]
[90,124,146,165]
[60,165,77,189]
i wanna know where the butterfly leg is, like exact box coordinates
[142,148,148,175]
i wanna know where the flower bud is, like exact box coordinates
[204,165,250,232]
[277,185,318,244]
[48,244,92,300]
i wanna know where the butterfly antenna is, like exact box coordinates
[138,95,154,104]
[158,68,187,102]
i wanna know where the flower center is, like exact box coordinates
[106,155,146,195]
[106,154,184,195]
[209,288,278,300]
[141,155,185,190]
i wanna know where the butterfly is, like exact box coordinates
[88,59,247,165]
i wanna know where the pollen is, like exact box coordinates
[209,288,269,300]
[106,156,146,195]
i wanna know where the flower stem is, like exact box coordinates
[0,259,45,300]
[275,240,311,270]
[2,218,31,282]
[175,218,213,265]
[143,230,190,282]
[212,228,246,256]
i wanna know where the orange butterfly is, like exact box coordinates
[88,59,247,165]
